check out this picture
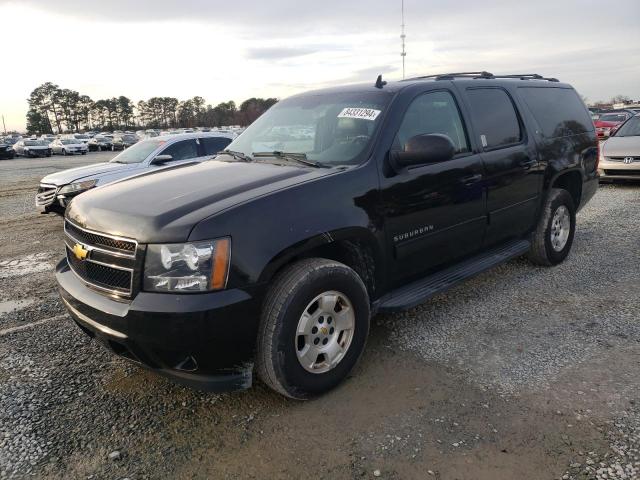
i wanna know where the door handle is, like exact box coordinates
[461,173,482,186]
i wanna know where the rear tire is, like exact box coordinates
[527,188,576,266]
[256,258,370,399]
[62,149,67,156]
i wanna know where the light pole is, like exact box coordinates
[401,0,406,79]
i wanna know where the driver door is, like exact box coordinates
[379,89,487,286]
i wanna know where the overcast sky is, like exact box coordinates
[1,0,638,131]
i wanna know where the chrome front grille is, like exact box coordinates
[609,157,639,163]
[35,184,58,207]
[64,220,138,296]
[65,221,137,255]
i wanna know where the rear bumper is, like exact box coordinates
[56,258,261,392]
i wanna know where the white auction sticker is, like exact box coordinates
[337,107,381,121]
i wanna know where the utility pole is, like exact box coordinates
[401,0,407,79]
[1,115,6,135]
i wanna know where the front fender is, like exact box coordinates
[188,163,384,292]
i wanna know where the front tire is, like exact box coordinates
[256,258,370,399]
[527,188,576,266]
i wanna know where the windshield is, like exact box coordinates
[614,116,640,137]
[109,138,165,164]
[225,91,392,166]
[600,114,627,123]
[61,139,78,144]
[25,140,46,146]
[122,135,137,141]
[74,134,89,139]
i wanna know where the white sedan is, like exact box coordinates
[51,138,88,155]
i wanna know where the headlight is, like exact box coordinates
[58,179,97,194]
[143,238,231,292]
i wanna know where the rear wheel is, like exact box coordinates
[256,258,370,399]
[62,149,67,156]
[527,188,576,266]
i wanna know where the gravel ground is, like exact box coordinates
[0,154,638,479]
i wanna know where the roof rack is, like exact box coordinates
[404,71,559,82]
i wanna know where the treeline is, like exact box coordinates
[26,82,278,134]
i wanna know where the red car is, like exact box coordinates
[594,111,634,138]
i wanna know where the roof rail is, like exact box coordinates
[405,71,494,81]
[404,72,560,82]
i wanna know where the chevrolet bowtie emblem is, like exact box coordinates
[72,243,89,261]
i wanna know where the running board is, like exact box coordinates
[377,239,531,313]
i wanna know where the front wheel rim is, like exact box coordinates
[295,290,355,374]
[550,205,571,252]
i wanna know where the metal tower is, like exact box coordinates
[401,0,406,79]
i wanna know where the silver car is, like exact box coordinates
[599,114,640,181]
[36,131,236,214]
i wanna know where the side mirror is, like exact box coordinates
[152,154,173,164]
[390,133,456,169]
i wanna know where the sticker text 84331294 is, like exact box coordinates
[337,107,382,121]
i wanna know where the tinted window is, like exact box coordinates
[394,90,469,154]
[201,136,232,155]
[160,139,199,161]
[466,88,521,149]
[519,87,594,138]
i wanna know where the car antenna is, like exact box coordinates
[375,74,387,89]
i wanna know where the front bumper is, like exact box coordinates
[56,258,260,392]
[598,160,640,181]
[25,149,50,157]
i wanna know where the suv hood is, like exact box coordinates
[41,162,137,186]
[66,160,337,243]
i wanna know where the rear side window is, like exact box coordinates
[466,88,522,149]
[201,136,233,155]
[518,87,594,138]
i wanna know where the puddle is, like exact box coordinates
[0,253,53,279]
[0,298,35,315]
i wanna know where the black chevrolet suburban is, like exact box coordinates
[56,72,599,399]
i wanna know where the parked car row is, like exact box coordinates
[0,126,244,159]
[593,109,638,139]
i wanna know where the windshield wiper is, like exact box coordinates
[252,151,328,168]
[216,150,253,162]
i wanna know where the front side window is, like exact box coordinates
[393,90,469,154]
[466,88,522,149]
[201,136,233,155]
[226,91,392,166]
[160,139,199,161]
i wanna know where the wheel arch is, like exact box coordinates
[548,168,583,209]
[257,227,384,299]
